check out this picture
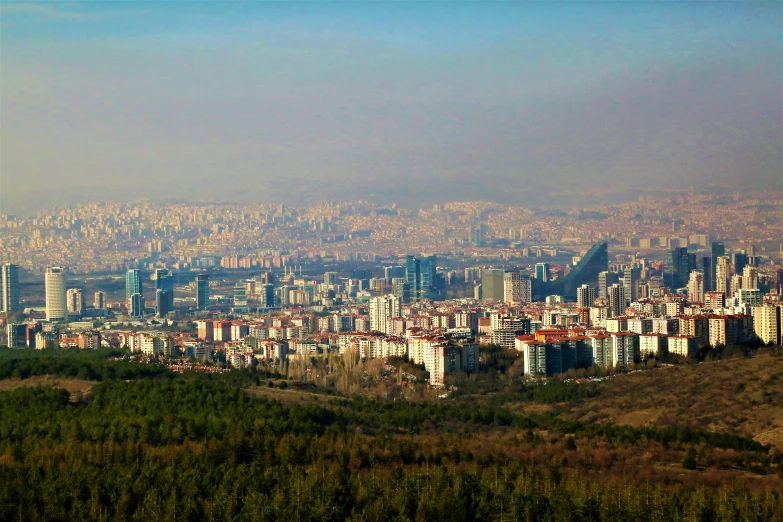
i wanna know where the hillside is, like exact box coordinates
[562,352,783,449]
[2,348,783,520]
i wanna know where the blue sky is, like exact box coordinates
[1,1,781,213]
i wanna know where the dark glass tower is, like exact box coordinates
[405,255,437,300]
[155,269,175,313]
[549,243,608,299]
[196,274,209,310]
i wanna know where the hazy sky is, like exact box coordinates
[2,2,781,214]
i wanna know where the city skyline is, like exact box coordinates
[2,2,781,214]
[2,3,782,515]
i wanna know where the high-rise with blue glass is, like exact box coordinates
[405,254,437,301]
[196,274,210,310]
[126,269,143,305]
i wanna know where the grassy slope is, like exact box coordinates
[562,353,783,448]
[0,375,95,399]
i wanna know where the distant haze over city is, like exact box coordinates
[1,2,781,215]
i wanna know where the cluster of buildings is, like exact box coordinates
[2,201,783,386]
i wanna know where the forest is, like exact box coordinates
[1,348,782,521]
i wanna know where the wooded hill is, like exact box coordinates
[1,348,782,521]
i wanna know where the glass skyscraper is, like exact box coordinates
[549,243,608,299]
[1,263,20,313]
[154,268,175,314]
[405,254,437,300]
[126,269,143,303]
[196,274,210,310]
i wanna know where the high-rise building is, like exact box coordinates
[481,269,505,301]
[715,256,730,295]
[369,294,401,333]
[155,289,171,317]
[687,271,704,303]
[405,255,437,300]
[154,269,175,312]
[1,263,20,313]
[752,304,781,346]
[730,274,744,297]
[195,274,210,310]
[731,252,748,276]
[45,267,67,322]
[548,243,609,299]
[622,266,641,305]
[711,242,725,291]
[126,269,143,305]
[535,263,551,282]
[260,283,275,308]
[66,288,84,314]
[93,291,106,310]
[382,266,405,282]
[698,256,712,293]
[742,265,758,290]
[607,283,625,318]
[468,224,485,246]
[665,247,695,290]
[576,284,596,308]
[130,293,145,318]
[503,271,531,304]
[233,283,248,307]
[598,270,618,299]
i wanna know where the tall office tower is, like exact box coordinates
[598,270,618,299]
[549,243,609,299]
[260,283,275,308]
[665,247,695,290]
[481,269,505,301]
[369,294,401,333]
[743,265,758,290]
[607,283,626,318]
[576,284,596,308]
[711,242,725,291]
[45,267,67,322]
[731,252,748,276]
[464,267,481,283]
[324,271,339,285]
[698,256,712,293]
[66,288,84,314]
[233,283,248,306]
[1,263,20,312]
[391,277,411,303]
[420,255,436,298]
[126,269,143,305]
[93,291,106,310]
[382,266,405,282]
[154,269,175,311]
[195,274,210,310]
[535,263,551,282]
[715,256,731,295]
[155,289,170,317]
[405,255,437,300]
[622,266,641,305]
[468,224,484,246]
[130,293,145,318]
[687,271,705,303]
